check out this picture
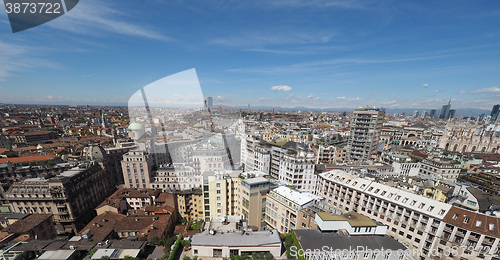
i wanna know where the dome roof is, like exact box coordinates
[128,122,144,131]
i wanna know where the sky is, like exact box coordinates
[1,0,500,111]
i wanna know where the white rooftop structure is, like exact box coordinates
[273,186,321,206]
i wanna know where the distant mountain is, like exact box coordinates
[225,105,490,117]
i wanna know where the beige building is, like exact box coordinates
[265,186,322,233]
[238,177,271,230]
[202,170,241,222]
[176,188,204,221]
[121,150,153,189]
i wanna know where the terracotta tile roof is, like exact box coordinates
[4,214,53,234]
[0,154,56,164]
[77,211,126,242]
[115,215,172,240]
[443,206,500,238]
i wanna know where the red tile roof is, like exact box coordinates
[0,154,56,164]
[77,211,126,242]
[443,206,500,238]
[4,214,53,234]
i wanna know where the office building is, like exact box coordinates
[439,99,452,119]
[491,104,500,122]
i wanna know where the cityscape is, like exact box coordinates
[1,1,500,260]
[0,100,499,260]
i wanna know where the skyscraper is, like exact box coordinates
[347,108,385,162]
[207,96,213,110]
[439,99,452,119]
[429,109,437,118]
[491,104,500,122]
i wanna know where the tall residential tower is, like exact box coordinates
[346,108,385,162]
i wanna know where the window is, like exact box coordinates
[476,220,482,227]
[427,206,434,212]
[438,209,445,215]
[402,198,408,203]
[216,183,221,187]
[217,196,221,200]
[464,215,470,224]
[217,190,221,194]
[418,203,425,209]
[410,200,416,206]
[489,223,495,231]
[452,213,459,220]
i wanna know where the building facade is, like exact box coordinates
[346,108,385,162]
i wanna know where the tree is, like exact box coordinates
[182,256,192,260]
[14,252,36,260]
[2,150,18,157]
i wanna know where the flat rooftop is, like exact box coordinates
[273,186,320,206]
[316,212,377,227]
[192,229,281,247]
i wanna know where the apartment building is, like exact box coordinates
[315,169,500,259]
[270,143,316,192]
[419,157,461,181]
[176,188,204,221]
[265,186,322,233]
[193,145,232,174]
[346,108,385,162]
[238,177,271,230]
[202,171,241,222]
[241,136,271,174]
[6,162,118,234]
[121,150,153,188]
[150,164,201,191]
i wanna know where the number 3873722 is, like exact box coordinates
[5,2,62,14]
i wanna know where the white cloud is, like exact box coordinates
[285,93,294,99]
[470,86,500,95]
[271,85,292,92]
[422,83,429,88]
[336,96,361,101]
[216,96,225,101]
[47,0,170,41]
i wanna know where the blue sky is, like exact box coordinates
[1,0,500,110]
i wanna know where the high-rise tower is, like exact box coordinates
[346,108,385,162]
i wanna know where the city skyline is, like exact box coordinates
[1,1,500,109]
